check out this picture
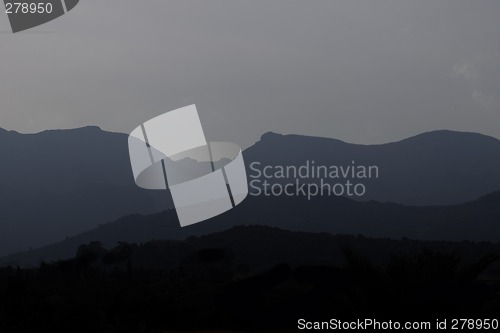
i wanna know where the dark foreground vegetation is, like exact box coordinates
[0,226,499,332]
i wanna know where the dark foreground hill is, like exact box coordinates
[3,190,500,267]
[0,226,499,332]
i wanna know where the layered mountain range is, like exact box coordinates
[0,126,499,259]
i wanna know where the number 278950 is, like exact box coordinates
[5,2,53,14]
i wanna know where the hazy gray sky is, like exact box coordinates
[1,0,499,147]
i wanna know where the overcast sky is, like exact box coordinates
[0,0,499,147]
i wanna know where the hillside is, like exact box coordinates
[3,190,500,266]
[1,127,500,256]
[1,225,499,332]
[245,130,500,205]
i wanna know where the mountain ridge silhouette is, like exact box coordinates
[0,126,499,256]
[2,188,500,267]
[245,129,500,205]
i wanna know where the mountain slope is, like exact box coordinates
[0,127,171,256]
[1,127,499,257]
[244,130,500,205]
[3,190,500,266]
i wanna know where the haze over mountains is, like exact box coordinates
[2,189,500,267]
[0,126,499,257]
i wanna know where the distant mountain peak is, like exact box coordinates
[260,131,284,140]
[0,127,18,135]
[256,131,347,146]
[42,126,104,134]
[256,129,500,147]
[402,129,500,144]
[76,125,103,131]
